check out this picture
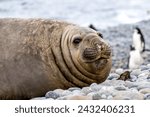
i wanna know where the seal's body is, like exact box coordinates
[0,19,112,99]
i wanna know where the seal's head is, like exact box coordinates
[61,25,112,84]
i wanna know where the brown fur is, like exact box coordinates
[0,18,112,99]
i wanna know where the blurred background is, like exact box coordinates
[0,0,150,29]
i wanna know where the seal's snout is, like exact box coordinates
[83,48,98,60]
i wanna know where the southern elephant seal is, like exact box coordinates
[0,19,112,99]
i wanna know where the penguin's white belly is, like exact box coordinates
[129,50,143,69]
[133,34,143,52]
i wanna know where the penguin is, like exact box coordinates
[128,45,144,69]
[132,27,145,52]
[88,24,98,31]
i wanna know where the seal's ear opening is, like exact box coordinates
[97,32,103,38]
[73,37,82,45]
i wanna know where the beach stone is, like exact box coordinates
[53,89,64,95]
[139,88,150,94]
[125,81,138,88]
[90,84,102,91]
[114,85,127,91]
[81,87,93,94]
[131,69,142,76]
[130,75,137,82]
[138,70,149,78]
[31,97,46,100]
[137,82,150,90]
[147,64,150,68]
[92,93,103,100]
[90,83,98,87]
[108,79,125,86]
[115,68,124,75]
[65,95,92,100]
[72,90,85,96]
[107,73,119,80]
[107,95,113,100]
[87,92,97,96]
[45,91,60,99]
[101,94,107,99]
[144,93,150,100]
[113,91,144,100]
[140,65,149,71]
[68,87,81,92]
[129,88,138,93]
[61,90,72,96]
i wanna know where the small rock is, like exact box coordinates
[68,87,81,92]
[53,89,64,95]
[107,95,113,100]
[45,91,60,99]
[66,95,92,100]
[61,90,72,96]
[72,90,84,95]
[140,65,149,71]
[144,93,150,100]
[115,68,124,75]
[113,91,144,100]
[90,84,102,91]
[139,88,150,94]
[125,81,138,88]
[114,85,127,91]
[147,64,150,68]
[137,82,150,90]
[130,75,137,82]
[92,93,102,100]
[101,94,107,99]
[31,97,46,100]
[131,69,142,76]
[138,70,149,78]
[90,83,98,87]
[81,87,92,94]
[107,73,119,80]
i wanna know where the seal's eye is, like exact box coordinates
[73,37,82,44]
[97,32,103,38]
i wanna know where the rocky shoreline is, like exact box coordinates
[32,19,150,100]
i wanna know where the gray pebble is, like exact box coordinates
[114,85,127,91]
[147,64,150,68]
[125,81,138,88]
[140,65,149,71]
[115,68,124,75]
[139,88,150,94]
[61,90,72,96]
[45,91,60,99]
[107,73,119,80]
[144,93,150,100]
[31,97,46,100]
[81,87,92,95]
[92,93,102,100]
[130,75,137,82]
[68,87,81,92]
[113,91,144,100]
[138,70,149,78]
[131,69,142,76]
[137,82,150,90]
[107,95,113,100]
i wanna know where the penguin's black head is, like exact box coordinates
[134,27,142,34]
[130,45,135,51]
